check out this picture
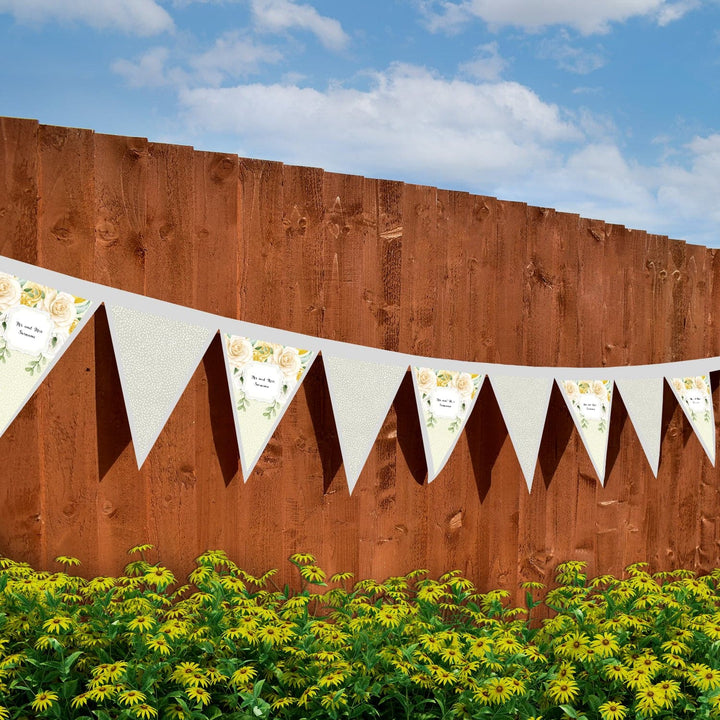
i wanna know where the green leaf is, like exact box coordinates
[560,705,578,718]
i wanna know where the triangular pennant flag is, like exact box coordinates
[0,271,95,435]
[667,374,716,464]
[559,379,613,484]
[615,377,664,476]
[223,334,316,479]
[413,366,483,482]
[490,375,552,491]
[107,304,215,468]
[324,356,406,493]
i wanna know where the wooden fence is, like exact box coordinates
[1,116,719,598]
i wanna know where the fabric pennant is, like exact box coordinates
[0,271,95,435]
[559,379,613,484]
[413,367,483,482]
[615,377,664,476]
[667,374,716,464]
[324,356,407,494]
[490,375,552,491]
[223,334,316,479]
[107,304,215,468]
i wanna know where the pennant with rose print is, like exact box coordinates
[413,367,483,482]
[667,375,715,465]
[559,379,614,484]
[0,270,95,436]
[223,335,316,479]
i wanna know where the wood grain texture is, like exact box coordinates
[1,117,720,598]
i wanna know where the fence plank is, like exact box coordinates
[37,124,98,570]
[0,117,41,564]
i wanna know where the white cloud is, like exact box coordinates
[538,33,606,74]
[112,47,179,87]
[0,0,174,35]
[190,32,283,84]
[250,0,349,50]
[113,33,282,88]
[459,42,508,80]
[421,0,699,35]
[178,63,582,186]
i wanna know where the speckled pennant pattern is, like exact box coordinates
[0,270,95,436]
[324,355,407,494]
[222,334,316,480]
[107,304,215,468]
[615,377,664,476]
[490,375,552,491]
[667,374,716,465]
[413,366,483,482]
[559,379,614,484]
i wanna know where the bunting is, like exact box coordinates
[324,356,406,493]
[413,367,483,482]
[668,374,716,464]
[1,254,720,489]
[491,376,553,491]
[223,334,316,479]
[106,304,215,468]
[615,377,664,476]
[559,379,614,484]
[0,271,94,435]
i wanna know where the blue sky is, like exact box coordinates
[1,0,719,245]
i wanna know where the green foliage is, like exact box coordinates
[3,552,720,719]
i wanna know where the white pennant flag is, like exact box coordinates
[615,377,664,476]
[490,375,552,492]
[413,366,483,482]
[559,379,614,484]
[324,355,406,493]
[223,334,316,479]
[0,271,96,435]
[667,374,716,464]
[107,304,215,468]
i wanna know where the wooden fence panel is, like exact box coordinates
[1,116,720,594]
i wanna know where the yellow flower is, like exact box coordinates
[320,690,347,711]
[486,678,512,704]
[556,631,590,659]
[0,707,9,720]
[432,667,457,686]
[289,552,316,564]
[128,615,156,633]
[494,633,523,655]
[661,638,689,655]
[132,703,158,719]
[467,636,492,658]
[655,679,681,705]
[145,635,172,656]
[635,686,663,716]
[270,697,296,710]
[31,691,59,712]
[591,632,620,657]
[88,684,117,701]
[299,565,326,583]
[547,678,579,704]
[626,666,653,689]
[186,686,211,706]
[690,666,720,692]
[70,693,90,709]
[119,690,147,706]
[318,669,348,688]
[128,543,154,554]
[42,615,73,634]
[257,623,290,645]
[598,700,627,720]
[143,566,175,589]
[54,555,81,566]
[165,705,188,720]
[230,666,257,686]
[440,646,463,664]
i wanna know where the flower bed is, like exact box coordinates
[2,548,720,719]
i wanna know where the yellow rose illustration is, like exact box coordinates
[253,341,276,362]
